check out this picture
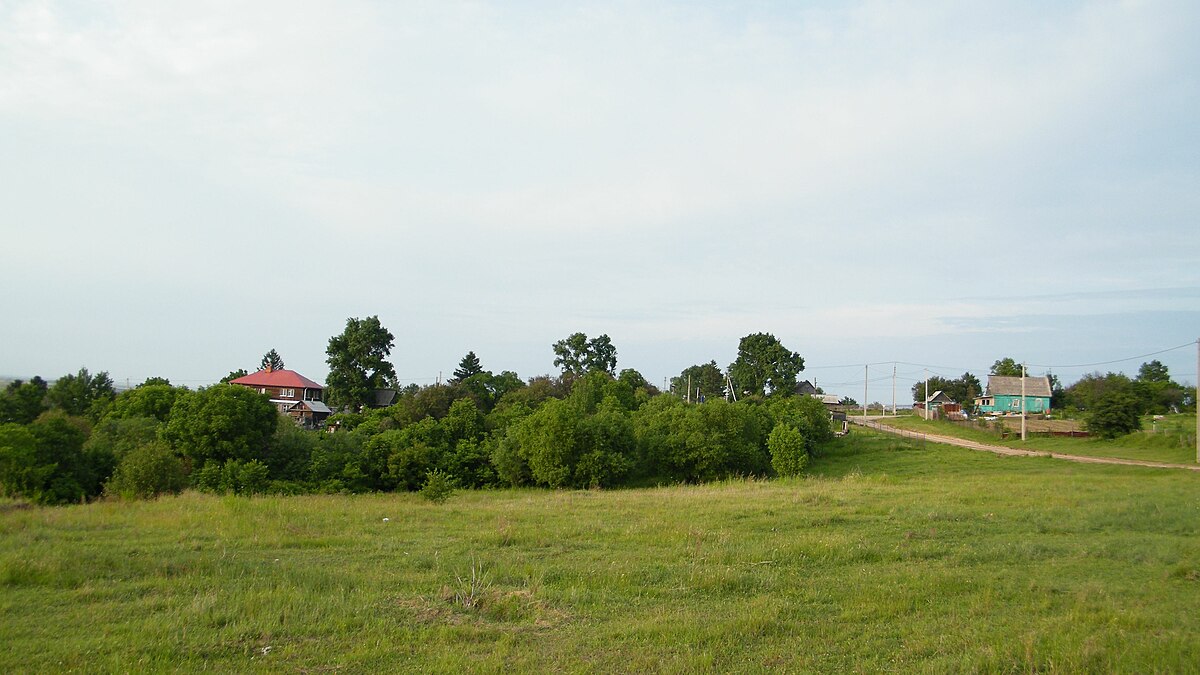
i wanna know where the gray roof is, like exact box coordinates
[795,380,818,395]
[925,390,954,404]
[299,400,332,414]
[372,388,398,407]
[986,375,1051,397]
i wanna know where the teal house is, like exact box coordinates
[974,375,1052,413]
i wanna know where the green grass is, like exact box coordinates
[886,413,1198,465]
[4,431,1200,671]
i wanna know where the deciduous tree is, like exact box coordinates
[552,333,618,376]
[671,361,726,401]
[990,358,1023,377]
[162,385,279,465]
[47,368,115,421]
[727,333,804,398]
[325,316,397,411]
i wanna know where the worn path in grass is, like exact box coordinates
[853,417,1200,472]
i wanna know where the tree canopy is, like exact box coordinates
[727,333,804,398]
[46,368,115,421]
[552,333,618,376]
[671,361,726,401]
[162,385,279,465]
[990,358,1023,377]
[325,316,397,411]
[911,372,981,405]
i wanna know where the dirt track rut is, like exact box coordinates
[850,417,1200,472]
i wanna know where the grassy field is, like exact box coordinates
[885,413,1198,465]
[4,430,1200,672]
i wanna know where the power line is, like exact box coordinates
[1027,340,1197,369]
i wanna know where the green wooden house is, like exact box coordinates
[974,375,1052,413]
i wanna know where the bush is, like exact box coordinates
[420,469,456,503]
[105,441,185,500]
[768,423,809,476]
[1085,393,1142,439]
[193,459,270,495]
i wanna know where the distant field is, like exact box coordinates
[4,431,1200,671]
[886,413,1198,465]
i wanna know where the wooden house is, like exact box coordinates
[229,367,332,427]
[974,375,1052,414]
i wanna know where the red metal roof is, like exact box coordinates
[230,368,324,389]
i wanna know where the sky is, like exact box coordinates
[2,0,1198,401]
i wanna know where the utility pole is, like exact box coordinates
[924,369,929,421]
[863,364,868,421]
[687,374,692,404]
[1196,337,1199,463]
[892,364,896,417]
[1021,362,1027,442]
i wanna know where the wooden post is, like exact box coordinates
[1021,362,1027,442]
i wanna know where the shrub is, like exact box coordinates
[1085,393,1142,439]
[768,423,809,476]
[420,469,456,503]
[105,441,185,500]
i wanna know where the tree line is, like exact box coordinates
[0,323,832,505]
[911,357,1195,437]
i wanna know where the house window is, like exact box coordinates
[280,388,295,398]
[1011,399,1021,408]
[259,388,266,394]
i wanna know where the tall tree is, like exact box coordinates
[162,385,279,465]
[260,349,285,371]
[1136,360,1170,383]
[0,377,48,425]
[46,368,115,421]
[671,361,727,401]
[552,333,618,376]
[221,369,248,384]
[990,358,1023,377]
[727,333,804,398]
[452,351,483,383]
[325,316,397,411]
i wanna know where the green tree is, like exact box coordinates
[24,411,96,504]
[990,358,1023,377]
[1137,360,1170,383]
[1063,372,1136,411]
[910,372,981,406]
[452,351,483,383]
[221,369,248,384]
[162,385,279,466]
[671,361,726,401]
[139,377,171,387]
[260,349,285,371]
[552,333,618,376]
[104,440,186,500]
[107,384,182,423]
[47,368,115,421]
[0,424,46,500]
[0,377,49,425]
[1133,361,1185,414]
[727,333,805,398]
[1085,393,1142,439]
[325,316,397,411]
[768,423,809,476]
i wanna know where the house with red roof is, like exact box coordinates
[229,366,332,427]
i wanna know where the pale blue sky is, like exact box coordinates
[2,0,1197,399]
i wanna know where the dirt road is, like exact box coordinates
[850,417,1200,472]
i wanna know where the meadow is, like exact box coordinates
[3,430,1200,672]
